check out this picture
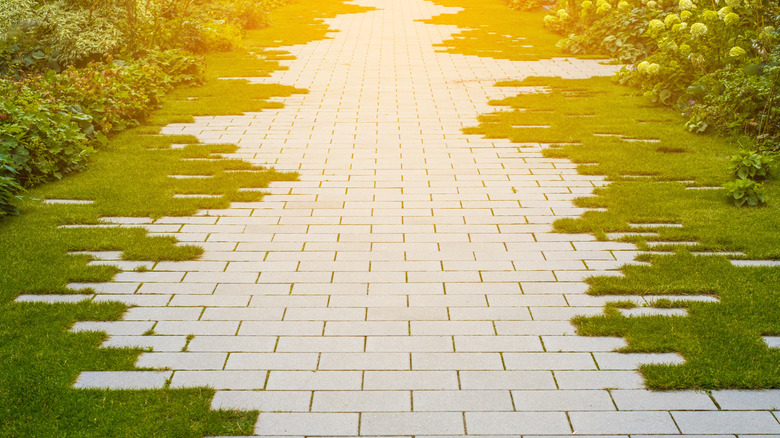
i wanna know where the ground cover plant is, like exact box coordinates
[0,0,371,435]
[428,0,780,389]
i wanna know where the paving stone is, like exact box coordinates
[366,336,453,352]
[265,371,362,390]
[71,321,154,335]
[101,335,187,352]
[170,371,267,389]
[611,390,717,410]
[318,353,410,370]
[465,412,571,434]
[672,411,780,433]
[211,390,311,411]
[15,294,93,303]
[594,352,685,370]
[226,353,319,370]
[186,336,276,352]
[412,352,503,370]
[363,371,459,390]
[73,371,171,389]
[460,371,557,389]
[311,390,411,412]
[413,390,513,411]
[555,371,645,389]
[360,412,464,435]
[569,411,679,434]
[512,389,615,411]
[454,335,542,352]
[710,390,780,410]
[255,413,358,435]
[136,352,227,370]
[503,352,597,370]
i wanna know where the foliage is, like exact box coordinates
[723,177,767,206]
[542,0,780,142]
[0,51,203,214]
[729,148,774,180]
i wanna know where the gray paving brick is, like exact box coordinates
[454,335,542,352]
[255,412,358,435]
[672,411,780,433]
[460,371,556,389]
[226,353,318,370]
[265,370,362,390]
[275,336,364,352]
[495,320,576,335]
[555,370,645,389]
[73,371,171,389]
[211,390,311,411]
[311,390,411,412]
[711,389,780,410]
[154,321,238,335]
[412,352,503,370]
[542,336,626,352]
[101,335,186,351]
[360,412,464,435]
[503,352,597,370]
[186,336,276,352]
[413,390,513,411]
[170,371,267,389]
[570,411,679,434]
[136,352,227,370]
[366,336,453,352]
[593,352,685,369]
[71,321,154,335]
[318,352,410,370]
[465,412,571,434]
[512,389,615,411]
[363,371,459,390]
[611,389,717,410]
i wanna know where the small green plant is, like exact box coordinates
[729,149,774,180]
[724,177,767,207]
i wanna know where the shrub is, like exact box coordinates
[723,177,767,206]
[543,0,780,142]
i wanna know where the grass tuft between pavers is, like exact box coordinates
[0,0,372,435]
[432,0,780,389]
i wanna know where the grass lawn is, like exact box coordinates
[430,0,780,389]
[0,0,370,435]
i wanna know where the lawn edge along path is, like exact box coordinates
[0,1,372,436]
[431,0,780,389]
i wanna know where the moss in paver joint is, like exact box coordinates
[0,0,372,435]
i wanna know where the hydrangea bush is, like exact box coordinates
[543,0,779,147]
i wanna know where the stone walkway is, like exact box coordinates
[58,0,780,436]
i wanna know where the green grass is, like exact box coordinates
[437,0,780,389]
[0,0,370,435]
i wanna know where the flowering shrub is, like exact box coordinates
[543,0,780,144]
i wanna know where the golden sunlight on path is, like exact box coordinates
[65,0,780,435]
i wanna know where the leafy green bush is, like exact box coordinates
[723,177,767,206]
[542,0,780,142]
[729,149,774,180]
[0,79,93,188]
